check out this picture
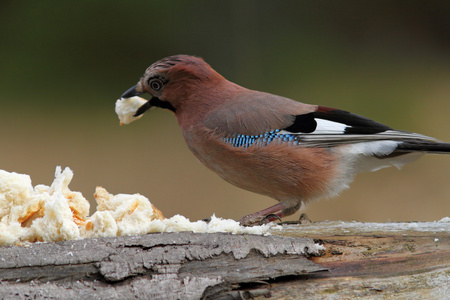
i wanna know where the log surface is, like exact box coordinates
[269,220,450,299]
[0,232,324,299]
[0,220,449,299]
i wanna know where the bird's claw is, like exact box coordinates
[278,213,312,225]
[239,213,283,226]
[260,213,282,225]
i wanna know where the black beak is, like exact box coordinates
[121,85,143,98]
[134,101,153,117]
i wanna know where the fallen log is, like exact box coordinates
[269,220,450,299]
[0,232,324,299]
[0,220,449,299]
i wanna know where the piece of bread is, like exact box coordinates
[83,187,165,238]
[0,167,273,246]
[115,96,148,125]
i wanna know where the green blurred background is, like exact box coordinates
[1,1,449,222]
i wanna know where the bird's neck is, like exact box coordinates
[176,80,245,130]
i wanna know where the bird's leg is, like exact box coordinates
[238,202,300,226]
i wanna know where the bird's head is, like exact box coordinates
[121,55,224,117]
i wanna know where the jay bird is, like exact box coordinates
[121,54,450,225]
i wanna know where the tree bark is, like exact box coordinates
[269,220,450,299]
[0,221,449,299]
[0,232,324,299]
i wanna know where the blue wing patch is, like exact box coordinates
[223,129,301,148]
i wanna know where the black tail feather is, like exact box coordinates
[396,141,450,154]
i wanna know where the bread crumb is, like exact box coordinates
[0,167,277,246]
[83,187,165,237]
[115,96,148,125]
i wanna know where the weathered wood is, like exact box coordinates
[1,221,449,299]
[0,232,324,299]
[266,221,450,299]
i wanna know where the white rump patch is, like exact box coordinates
[343,140,400,157]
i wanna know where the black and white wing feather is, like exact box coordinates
[281,106,450,154]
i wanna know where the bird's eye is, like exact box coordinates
[148,78,163,91]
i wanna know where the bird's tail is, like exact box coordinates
[396,141,450,154]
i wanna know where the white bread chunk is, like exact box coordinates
[0,170,33,220]
[82,211,118,238]
[0,221,25,245]
[115,96,148,125]
[0,167,90,245]
[48,167,89,226]
[0,170,35,245]
[147,214,274,235]
[83,187,164,238]
[0,168,275,246]
[29,191,80,242]
[25,167,90,243]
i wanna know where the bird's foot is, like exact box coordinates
[238,214,267,227]
[238,212,284,226]
[278,213,312,225]
[298,213,312,224]
[238,202,299,226]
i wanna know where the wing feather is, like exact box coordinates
[202,90,317,135]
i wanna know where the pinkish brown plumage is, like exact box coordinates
[121,54,450,225]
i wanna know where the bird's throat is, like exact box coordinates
[149,97,176,112]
